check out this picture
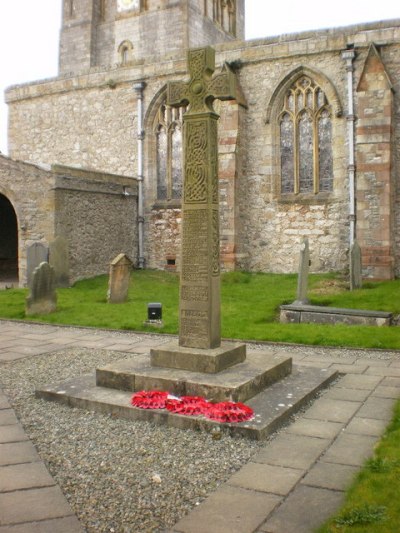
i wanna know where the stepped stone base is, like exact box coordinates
[96,350,291,402]
[36,365,338,440]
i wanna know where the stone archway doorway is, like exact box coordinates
[0,194,18,285]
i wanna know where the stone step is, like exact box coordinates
[35,366,338,440]
[96,351,292,403]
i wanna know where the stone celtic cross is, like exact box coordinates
[167,46,237,350]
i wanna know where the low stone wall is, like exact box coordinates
[280,304,393,327]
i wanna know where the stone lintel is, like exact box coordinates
[150,340,246,374]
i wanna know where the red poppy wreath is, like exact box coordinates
[130,391,254,423]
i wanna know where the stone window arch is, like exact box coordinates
[266,68,342,197]
[154,100,185,202]
[278,76,333,194]
[118,40,133,65]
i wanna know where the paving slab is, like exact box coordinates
[372,386,400,399]
[0,463,55,492]
[0,441,40,466]
[356,396,396,420]
[0,397,10,410]
[0,425,29,444]
[365,366,400,377]
[0,410,19,426]
[336,374,383,390]
[330,364,368,374]
[173,485,281,533]
[259,485,344,533]
[0,486,76,525]
[323,386,371,402]
[251,434,330,469]
[0,516,83,533]
[227,462,304,495]
[302,398,362,423]
[285,417,344,439]
[301,461,359,491]
[321,433,379,466]
[345,417,388,436]
[381,377,400,388]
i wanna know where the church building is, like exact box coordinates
[1,0,399,285]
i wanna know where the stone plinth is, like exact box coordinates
[96,350,291,403]
[280,304,393,326]
[150,340,246,374]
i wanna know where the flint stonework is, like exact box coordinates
[49,236,70,288]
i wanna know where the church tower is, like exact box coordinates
[59,0,245,75]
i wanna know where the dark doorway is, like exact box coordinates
[0,194,18,283]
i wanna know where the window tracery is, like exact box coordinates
[154,102,186,201]
[279,76,333,194]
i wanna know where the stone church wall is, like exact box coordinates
[5,20,400,277]
[54,170,138,282]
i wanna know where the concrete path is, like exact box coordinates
[1,320,399,533]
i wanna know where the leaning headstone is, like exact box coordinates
[26,262,57,315]
[49,236,70,288]
[350,240,362,290]
[107,253,133,304]
[27,242,48,288]
[293,238,310,305]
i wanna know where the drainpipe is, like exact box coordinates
[341,47,357,247]
[133,81,146,269]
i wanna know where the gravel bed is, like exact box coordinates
[1,346,264,533]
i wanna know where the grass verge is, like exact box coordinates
[317,399,400,532]
[0,270,399,349]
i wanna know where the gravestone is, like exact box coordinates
[293,238,310,305]
[350,240,362,290]
[150,46,246,372]
[49,236,70,288]
[26,262,57,315]
[107,253,132,303]
[27,242,48,287]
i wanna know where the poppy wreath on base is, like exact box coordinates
[130,391,254,423]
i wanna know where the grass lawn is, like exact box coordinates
[0,270,399,349]
[317,400,400,532]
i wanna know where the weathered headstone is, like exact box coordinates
[293,238,310,305]
[26,262,57,315]
[150,46,246,373]
[107,253,132,303]
[27,242,48,287]
[49,236,70,288]
[350,240,362,290]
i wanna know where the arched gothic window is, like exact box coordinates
[154,102,185,201]
[279,76,333,194]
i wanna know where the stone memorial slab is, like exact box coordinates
[350,239,362,290]
[293,238,310,305]
[107,253,132,303]
[49,236,70,288]
[27,242,48,288]
[26,262,57,315]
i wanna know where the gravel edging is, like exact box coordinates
[1,346,264,533]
